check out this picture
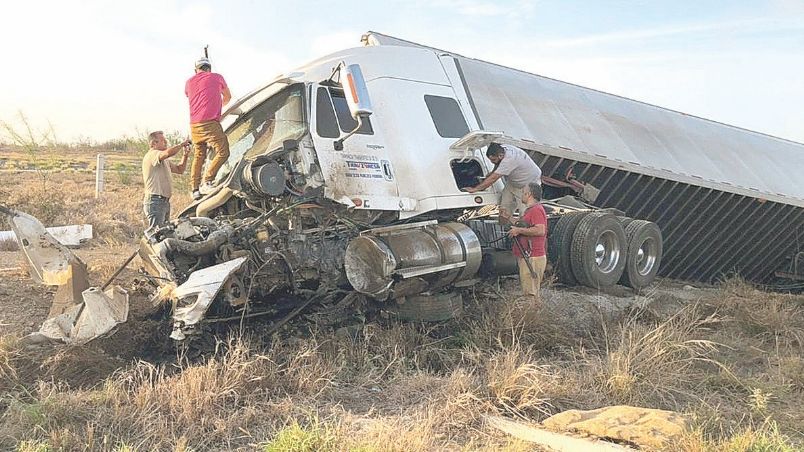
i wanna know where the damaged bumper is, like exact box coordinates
[170,256,248,340]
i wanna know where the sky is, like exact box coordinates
[1,0,803,144]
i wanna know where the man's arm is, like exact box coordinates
[510,224,546,237]
[222,85,232,106]
[170,147,191,174]
[465,172,502,193]
[157,139,191,162]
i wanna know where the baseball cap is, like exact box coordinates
[195,57,211,69]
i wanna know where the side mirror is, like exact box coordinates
[339,63,373,119]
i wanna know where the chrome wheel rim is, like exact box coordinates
[595,230,621,274]
[636,237,658,276]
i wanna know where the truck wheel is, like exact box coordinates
[548,212,588,286]
[620,220,663,290]
[570,213,627,288]
[393,292,463,322]
[617,216,635,229]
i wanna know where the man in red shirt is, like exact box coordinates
[186,57,232,199]
[508,182,548,302]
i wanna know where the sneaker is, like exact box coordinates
[199,181,215,195]
[192,190,202,201]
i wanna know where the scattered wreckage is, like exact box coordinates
[0,205,128,345]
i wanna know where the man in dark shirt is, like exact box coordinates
[508,182,548,302]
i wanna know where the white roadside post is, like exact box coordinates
[95,154,105,198]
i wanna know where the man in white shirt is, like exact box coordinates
[466,143,542,223]
[142,131,191,229]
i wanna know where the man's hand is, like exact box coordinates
[464,187,478,193]
[508,227,521,237]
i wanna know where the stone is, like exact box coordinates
[542,405,690,449]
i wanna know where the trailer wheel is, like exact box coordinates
[617,216,635,229]
[570,213,627,288]
[548,212,588,285]
[393,292,463,322]
[620,220,663,290]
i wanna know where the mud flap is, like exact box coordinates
[170,256,248,340]
[26,286,130,345]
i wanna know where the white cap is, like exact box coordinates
[195,57,211,69]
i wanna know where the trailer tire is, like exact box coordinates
[548,212,588,286]
[617,216,634,229]
[393,292,463,322]
[570,213,627,288]
[620,220,663,290]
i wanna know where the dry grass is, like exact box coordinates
[1,162,193,248]
[0,281,802,450]
[0,239,18,251]
[0,336,20,387]
[0,150,802,450]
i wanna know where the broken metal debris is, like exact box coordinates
[0,224,93,248]
[26,286,129,345]
[1,205,130,345]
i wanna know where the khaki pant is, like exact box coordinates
[518,255,547,301]
[499,183,526,224]
[190,120,230,190]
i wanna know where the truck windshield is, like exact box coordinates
[216,84,306,182]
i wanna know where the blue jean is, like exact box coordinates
[143,196,171,229]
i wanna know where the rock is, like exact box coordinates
[683,285,696,290]
[542,405,690,449]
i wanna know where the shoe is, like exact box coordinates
[199,181,215,195]
[192,190,202,200]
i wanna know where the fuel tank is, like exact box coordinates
[344,221,481,299]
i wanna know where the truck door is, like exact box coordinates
[310,83,401,210]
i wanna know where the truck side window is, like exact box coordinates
[330,88,374,135]
[316,87,340,138]
[424,95,470,138]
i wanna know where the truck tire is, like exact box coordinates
[393,292,463,322]
[570,213,627,288]
[620,220,663,290]
[548,212,588,286]
[617,216,635,229]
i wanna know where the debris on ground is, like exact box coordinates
[542,405,691,450]
[0,205,129,345]
[485,415,633,451]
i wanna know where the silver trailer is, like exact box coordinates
[364,32,804,286]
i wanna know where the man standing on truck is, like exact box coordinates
[142,131,191,229]
[465,143,542,224]
[508,182,548,302]
[186,57,232,200]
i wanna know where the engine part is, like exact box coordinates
[344,221,481,299]
[248,161,286,196]
[163,227,231,257]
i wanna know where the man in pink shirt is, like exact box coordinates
[186,57,232,199]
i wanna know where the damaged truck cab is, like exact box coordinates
[141,46,504,340]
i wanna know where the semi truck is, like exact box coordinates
[135,32,803,341]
